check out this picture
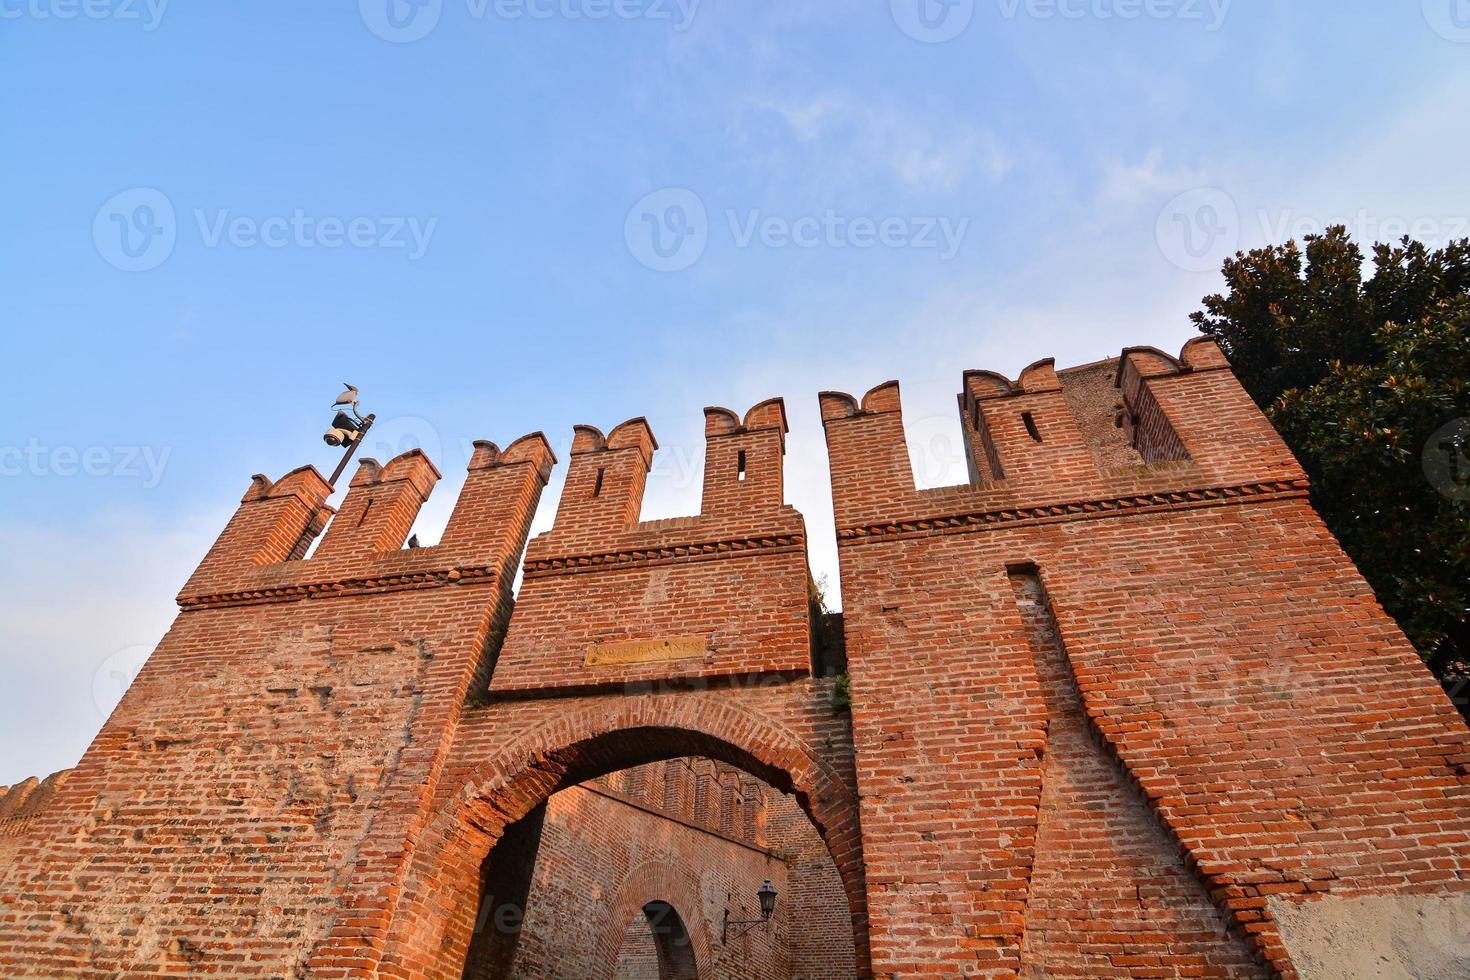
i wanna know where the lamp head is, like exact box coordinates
[757,879,777,920]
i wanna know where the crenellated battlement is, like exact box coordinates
[177,434,554,610]
[0,769,71,824]
[524,400,804,569]
[821,336,1308,538]
[0,769,73,852]
[701,398,788,516]
[492,398,813,695]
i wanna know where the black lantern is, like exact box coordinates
[757,879,777,920]
[723,880,779,943]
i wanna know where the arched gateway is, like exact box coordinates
[4,341,1469,978]
[300,397,873,978]
[373,705,867,976]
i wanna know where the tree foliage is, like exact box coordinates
[1190,227,1470,711]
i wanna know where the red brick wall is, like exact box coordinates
[822,338,1470,978]
[612,909,662,978]
[489,404,811,695]
[0,435,554,977]
[377,398,869,978]
[3,337,1466,980]
[763,766,860,978]
[1009,568,1260,977]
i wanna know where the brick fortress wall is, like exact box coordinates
[0,336,1465,980]
[821,339,1470,978]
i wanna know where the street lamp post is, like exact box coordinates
[322,383,375,488]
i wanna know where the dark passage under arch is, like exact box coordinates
[614,900,698,980]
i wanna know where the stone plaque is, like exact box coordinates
[585,636,708,667]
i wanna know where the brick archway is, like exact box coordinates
[368,692,869,977]
[636,901,699,980]
[600,862,713,977]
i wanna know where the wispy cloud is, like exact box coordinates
[1095,147,1210,207]
[741,92,1014,193]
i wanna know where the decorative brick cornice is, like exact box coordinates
[523,532,804,579]
[837,479,1310,544]
[177,564,499,610]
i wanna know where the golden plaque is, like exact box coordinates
[585,636,708,666]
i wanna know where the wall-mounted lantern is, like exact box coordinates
[721,879,778,944]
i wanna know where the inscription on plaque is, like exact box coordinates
[585,636,708,667]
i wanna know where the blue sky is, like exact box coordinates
[3,1,1468,784]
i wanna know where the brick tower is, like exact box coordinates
[0,435,556,976]
[0,337,1466,979]
[820,338,1470,977]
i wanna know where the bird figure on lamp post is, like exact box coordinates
[323,383,375,487]
[332,383,364,421]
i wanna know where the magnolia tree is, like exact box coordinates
[1192,227,1470,719]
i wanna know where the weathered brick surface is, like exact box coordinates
[0,436,554,977]
[1010,569,1262,978]
[2,336,1466,979]
[822,338,1470,978]
[368,399,870,977]
[491,403,811,694]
